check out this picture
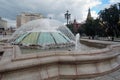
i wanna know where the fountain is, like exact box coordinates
[0,19,120,80]
[9,19,95,53]
[9,19,75,50]
[75,33,80,51]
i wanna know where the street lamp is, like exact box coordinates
[117,3,120,21]
[64,10,71,26]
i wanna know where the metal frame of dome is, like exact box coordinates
[11,19,75,41]
[10,19,75,49]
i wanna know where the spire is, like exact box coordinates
[86,8,92,21]
[74,19,76,23]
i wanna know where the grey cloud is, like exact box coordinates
[0,0,102,23]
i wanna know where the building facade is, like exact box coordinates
[72,19,81,34]
[68,19,81,34]
[16,12,44,28]
[0,17,7,33]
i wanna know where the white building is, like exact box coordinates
[16,12,44,28]
[0,17,7,33]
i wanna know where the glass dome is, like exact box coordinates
[11,19,75,40]
[10,19,75,49]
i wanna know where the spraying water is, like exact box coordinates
[10,19,75,49]
[75,33,81,51]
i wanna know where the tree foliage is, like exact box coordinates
[80,17,104,39]
[66,24,74,34]
[98,3,120,40]
[67,3,120,40]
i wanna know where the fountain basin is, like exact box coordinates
[0,40,120,80]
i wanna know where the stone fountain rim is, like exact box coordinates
[11,43,120,61]
[0,41,120,72]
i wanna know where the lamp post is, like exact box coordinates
[64,10,71,26]
[117,3,120,21]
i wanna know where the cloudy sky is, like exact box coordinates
[0,0,120,27]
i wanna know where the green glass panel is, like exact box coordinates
[21,32,39,45]
[51,32,68,44]
[38,32,55,45]
[14,33,29,43]
[59,33,71,42]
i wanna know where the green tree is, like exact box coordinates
[80,17,107,39]
[93,19,106,37]
[85,18,94,38]
[66,24,74,34]
[98,3,120,40]
[78,23,85,36]
[82,18,103,39]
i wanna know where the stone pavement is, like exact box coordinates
[81,37,120,42]
[77,68,120,80]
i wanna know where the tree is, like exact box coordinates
[85,18,95,38]
[80,17,107,39]
[92,19,106,37]
[66,24,74,34]
[80,8,105,39]
[98,3,120,40]
[78,23,85,36]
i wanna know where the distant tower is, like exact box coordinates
[86,8,92,21]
